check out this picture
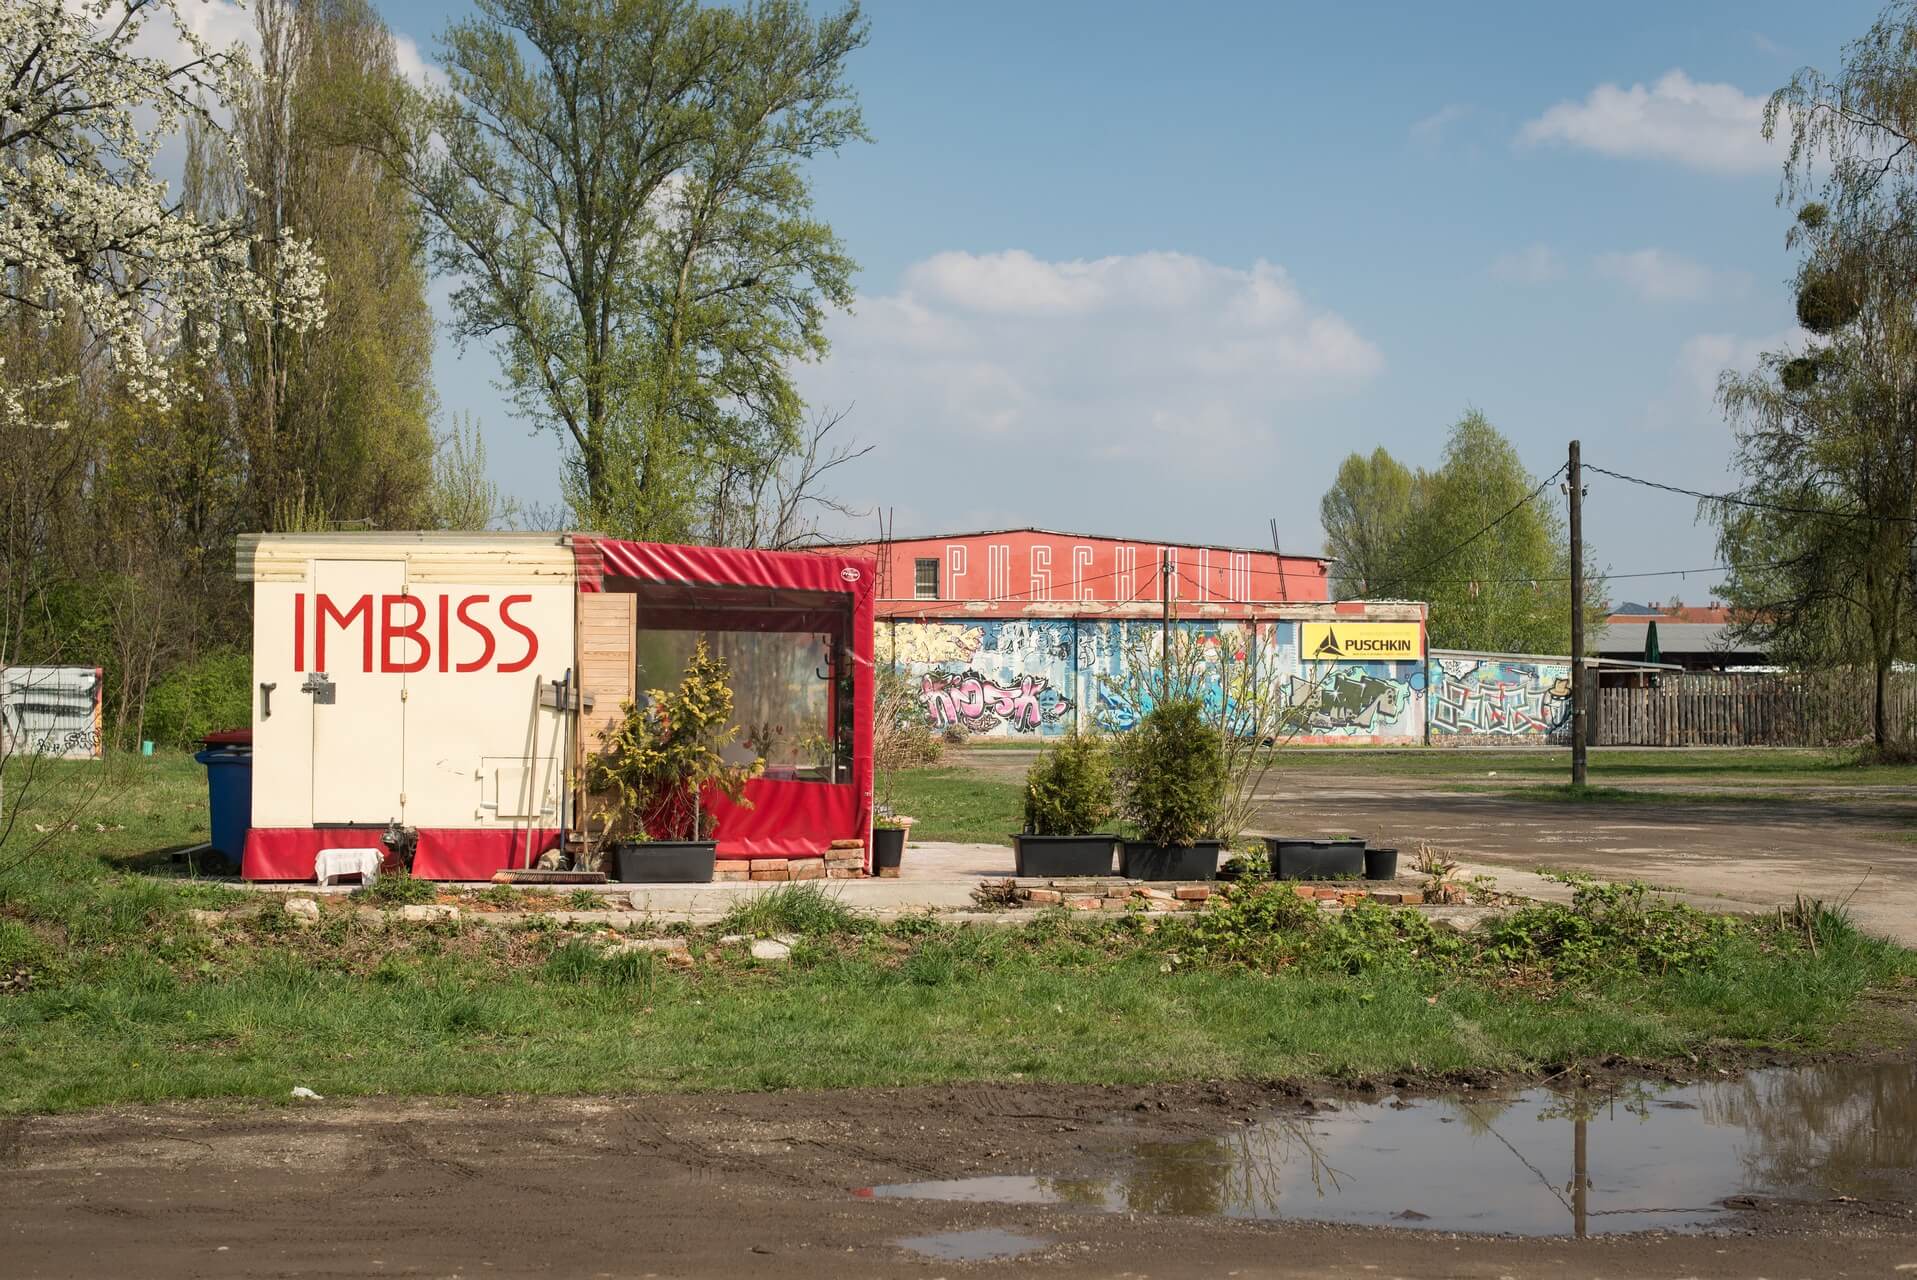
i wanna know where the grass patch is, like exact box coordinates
[885,767,1023,843]
[3,751,1912,1115]
[715,883,865,937]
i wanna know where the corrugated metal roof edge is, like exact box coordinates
[806,526,1331,562]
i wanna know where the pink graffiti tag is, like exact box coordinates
[920,671,1060,732]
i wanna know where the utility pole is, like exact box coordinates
[1568,439,1588,787]
[1160,553,1173,698]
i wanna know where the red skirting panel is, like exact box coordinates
[242,827,562,881]
[704,777,864,860]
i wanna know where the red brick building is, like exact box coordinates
[832,527,1333,619]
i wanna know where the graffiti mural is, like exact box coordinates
[1283,669,1414,733]
[921,671,1070,733]
[1429,656,1572,740]
[0,666,104,760]
[1077,620,1253,733]
[1260,621,1425,742]
[891,619,1077,737]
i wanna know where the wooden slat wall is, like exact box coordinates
[577,593,636,759]
[1595,671,1917,747]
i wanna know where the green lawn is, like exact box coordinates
[3,753,1911,1115]
[886,767,1024,843]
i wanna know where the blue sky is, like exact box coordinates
[376,0,1877,600]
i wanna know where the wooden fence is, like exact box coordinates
[1595,671,1917,748]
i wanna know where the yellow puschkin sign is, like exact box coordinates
[1300,622,1424,661]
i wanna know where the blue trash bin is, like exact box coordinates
[194,738,253,869]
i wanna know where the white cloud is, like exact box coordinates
[1594,248,1740,303]
[391,32,447,90]
[1410,103,1472,146]
[1646,328,1805,431]
[802,249,1382,486]
[1518,70,1779,175]
[1490,244,1565,286]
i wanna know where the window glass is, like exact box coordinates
[635,628,838,780]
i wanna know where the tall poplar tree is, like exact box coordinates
[393,0,868,542]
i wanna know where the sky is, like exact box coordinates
[367,0,1880,602]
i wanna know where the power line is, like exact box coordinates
[1586,463,1917,525]
[1342,464,1568,601]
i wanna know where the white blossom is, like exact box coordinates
[0,0,325,425]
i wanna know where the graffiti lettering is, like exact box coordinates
[1431,659,1571,738]
[1284,670,1410,732]
[920,671,1071,735]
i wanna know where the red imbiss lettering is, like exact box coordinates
[293,591,541,675]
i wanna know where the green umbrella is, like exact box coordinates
[1643,618,1661,665]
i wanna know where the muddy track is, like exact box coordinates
[4,1077,1913,1279]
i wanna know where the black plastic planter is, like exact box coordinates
[872,826,906,872]
[1121,840,1223,882]
[1364,846,1399,881]
[1266,837,1365,881]
[613,840,716,883]
[1014,834,1117,878]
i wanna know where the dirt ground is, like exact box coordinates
[959,748,1917,945]
[1254,777,1917,946]
[4,1081,1913,1279]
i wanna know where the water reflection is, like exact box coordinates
[862,1061,1916,1238]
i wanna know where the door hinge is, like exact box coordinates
[399,793,407,805]
[400,687,409,701]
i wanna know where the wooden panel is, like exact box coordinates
[576,592,636,759]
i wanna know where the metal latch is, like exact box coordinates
[300,672,336,705]
[540,680,584,711]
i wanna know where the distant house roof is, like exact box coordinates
[1598,621,1761,656]
[1606,603,1734,624]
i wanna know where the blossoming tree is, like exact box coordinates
[0,0,325,426]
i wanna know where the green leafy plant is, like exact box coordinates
[1115,699,1224,846]
[1022,733,1114,835]
[585,640,762,843]
[872,813,906,830]
[358,870,436,907]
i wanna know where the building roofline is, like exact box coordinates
[813,525,1330,562]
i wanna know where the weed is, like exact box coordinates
[477,883,527,910]
[358,871,435,907]
[715,883,865,937]
[567,888,602,911]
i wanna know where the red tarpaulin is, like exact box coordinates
[575,537,877,863]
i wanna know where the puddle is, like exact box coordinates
[894,1228,1050,1261]
[862,1061,1915,1237]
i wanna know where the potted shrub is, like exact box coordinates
[585,640,761,883]
[1116,698,1226,881]
[1015,733,1117,877]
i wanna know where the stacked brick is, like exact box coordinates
[711,841,869,882]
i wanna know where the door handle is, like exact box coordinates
[260,682,276,719]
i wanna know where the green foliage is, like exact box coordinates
[716,883,864,937]
[141,650,252,750]
[399,0,869,541]
[584,640,762,841]
[357,871,437,907]
[1478,874,1735,979]
[1022,733,1114,835]
[1320,446,1420,599]
[1115,699,1224,846]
